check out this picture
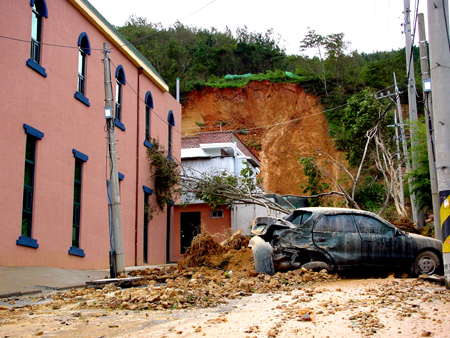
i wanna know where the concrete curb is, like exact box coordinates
[0,284,87,299]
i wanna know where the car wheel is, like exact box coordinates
[300,261,330,272]
[413,251,440,275]
[249,236,275,275]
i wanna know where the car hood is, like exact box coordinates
[407,233,442,253]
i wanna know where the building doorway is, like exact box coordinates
[180,212,201,254]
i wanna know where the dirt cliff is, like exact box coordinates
[182,81,347,197]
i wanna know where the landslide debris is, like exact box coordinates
[1,230,338,315]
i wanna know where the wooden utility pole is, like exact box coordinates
[427,0,450,288]
[403,0,420,226]
[418,13,442,240]
[103,42,125,276]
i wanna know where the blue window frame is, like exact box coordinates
[167,110,175,158]
[70,149,88,256]
[22,134,36,238]
[114,65,126,130]
[74,32,91,106]
[27,0,48,77]
[144,91,154,148]
[142,186,153,264]
[17,124,44,249]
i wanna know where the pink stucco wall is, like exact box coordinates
[172,204,232,262]
[0,0,181,269]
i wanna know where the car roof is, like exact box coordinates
[293,207,377,217]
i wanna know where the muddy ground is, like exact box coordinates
[1,232,449,337]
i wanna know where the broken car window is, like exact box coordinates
[285,211,313,226]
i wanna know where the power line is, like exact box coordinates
[1,0,218,52]
[182,86,398,135]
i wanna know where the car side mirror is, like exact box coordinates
[394,228,402,236]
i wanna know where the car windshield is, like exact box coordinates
[284,211,312,226]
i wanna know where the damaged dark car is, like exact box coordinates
[249,207,443,276]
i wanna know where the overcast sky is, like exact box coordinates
[87,0,428,56]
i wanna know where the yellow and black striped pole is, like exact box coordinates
[440,191,450,286]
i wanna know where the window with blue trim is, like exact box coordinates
[144,91,154,148]
[70,149,88,256]
[142,185,153,263]
[115,66,126,130]
[167,110,175,157]
[75,32,91,106]
[17,124,44,249]
[27,0,48,77]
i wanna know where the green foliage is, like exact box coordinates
[406,120,432,211]
[332,88,394,167]
[117,20,288,96]
[354,176,385,212]
[194,170,239,210]
[245,139,262,151]
[298,156,329,206]
[146,138,181,212]
[186,161,259,210]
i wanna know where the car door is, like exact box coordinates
[312,214,362,268]
[353,214,400,266]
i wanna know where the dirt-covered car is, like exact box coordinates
[249,207,443,276]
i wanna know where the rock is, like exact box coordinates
[301,313,311,321]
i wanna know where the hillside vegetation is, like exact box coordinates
[117,18,430,223]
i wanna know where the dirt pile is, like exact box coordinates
[176,229,251,270]
[182,81,348,196]
[0,231,338,314]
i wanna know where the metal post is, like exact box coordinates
[393,103,405,209]
[404,0,420,226]
[103,42,125,275]
[427,0,450,288]
[394,73,413,213]
[418,13,442,240]
[176,77,180,103]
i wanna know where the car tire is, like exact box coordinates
[300,261,330,272]
[413,251,440,275]
[249,236,275,275]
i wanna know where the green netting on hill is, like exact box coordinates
[224,73,253,79]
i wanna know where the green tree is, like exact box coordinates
[147,138,181,212]
[407,121,432,211]
[333,88,393,167]
[298,156,329,206]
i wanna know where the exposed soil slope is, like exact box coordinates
[182,81,347,196]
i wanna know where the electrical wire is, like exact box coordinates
[1,0,218,52]
[110,0,218,50]
[405,0,419,81]
[181,84,400,135]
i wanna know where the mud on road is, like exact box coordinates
[0,275,449,338]
[1,233,449,337]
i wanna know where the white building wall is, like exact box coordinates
[231,201,288,235]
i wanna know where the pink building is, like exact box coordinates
[0,0,181,269]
